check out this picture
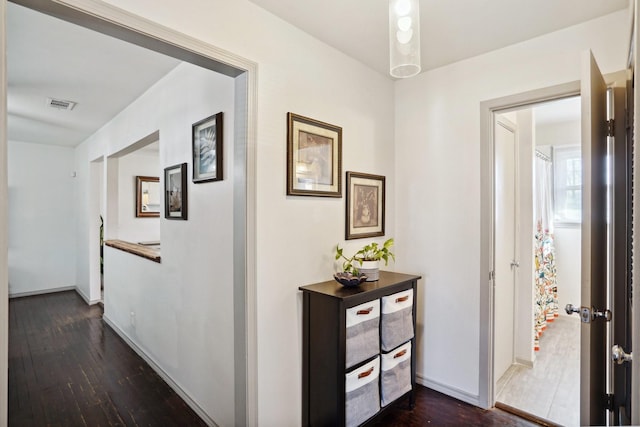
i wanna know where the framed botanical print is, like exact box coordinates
[346,171,385,239]
[192,112,223,183]
[287,112,342,197]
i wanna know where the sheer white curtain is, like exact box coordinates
[533,153,558,351]
[534,154,554,234]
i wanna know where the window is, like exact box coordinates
[553,146,581,224]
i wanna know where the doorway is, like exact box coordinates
[0,0,258,425]
[481,66,633,425]
[492,97,582,426]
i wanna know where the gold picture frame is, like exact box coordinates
[135,176,160,217]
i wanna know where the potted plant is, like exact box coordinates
[335,238,395,282]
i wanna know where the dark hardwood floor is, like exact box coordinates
[8,290,539,426]
[374,388,540,427]
[8,291,207,426]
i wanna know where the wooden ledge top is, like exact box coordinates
[105,239,161,263]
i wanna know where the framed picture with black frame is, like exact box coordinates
[192,112,223,183]
[346,171,385,239]
[165,163,188,220]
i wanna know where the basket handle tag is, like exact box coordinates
[356,307,373,315]
[394,349,407,358]
[358,367,374,379]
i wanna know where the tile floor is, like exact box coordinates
[496,315,580,426]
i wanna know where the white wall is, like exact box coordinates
[92,1,397,425]
[8,141,76,296]
[554,226,582,312]
[115,151,160,243]
[537,119,581,146]
[76,62,236,426]
[74,141,100,303]
[395,11,628,403]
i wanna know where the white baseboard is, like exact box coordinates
[9,286,76,299]
[9,286,100,305]
[416,373,480,407]
[102,314,217,427]
[74,287,101,305]
[515,357,534,368]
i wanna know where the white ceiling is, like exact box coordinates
[7,2,180,147]
[249,0,629,76]
[8,1,627,148]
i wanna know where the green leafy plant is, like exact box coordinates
[335,238,395,275]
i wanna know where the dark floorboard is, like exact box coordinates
[8,291,207,427]
[374,387,540,426]
[8,290,539,427]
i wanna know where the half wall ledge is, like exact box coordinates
[104,239,161,263]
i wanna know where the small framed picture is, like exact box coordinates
[346,172,385,240]
[287,112,342,197]
[192,112,223,183]
[135,176,160,218]
[165,163,188,220]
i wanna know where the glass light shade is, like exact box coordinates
[397,16,412,32]
[389,0,421,78]
[396,28,413,45]
[394,0,411,16]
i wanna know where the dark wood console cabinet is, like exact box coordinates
[300,271,421,427]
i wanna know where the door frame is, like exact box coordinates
[0,0,259,425]
[479,81,580,409]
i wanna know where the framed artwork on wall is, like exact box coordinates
[192,112,223,183]
[286,112,342,197]
[346,171,385,240]
[135,176,160,218]
[165,163,188,220]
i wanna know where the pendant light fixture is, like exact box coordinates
[389,0,421,78]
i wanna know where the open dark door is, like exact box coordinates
[580,50,608,426]
[579,58,633,426]
[610,78,633,425]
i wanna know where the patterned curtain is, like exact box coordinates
[533,153,558,351]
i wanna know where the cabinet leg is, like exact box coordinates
[409,390,416,410]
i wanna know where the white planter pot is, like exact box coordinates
[357,260,380,281]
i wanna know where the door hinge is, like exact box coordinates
[604,393,614,411]
[607,119,615,137]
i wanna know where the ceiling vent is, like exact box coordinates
[46,97,77,111]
